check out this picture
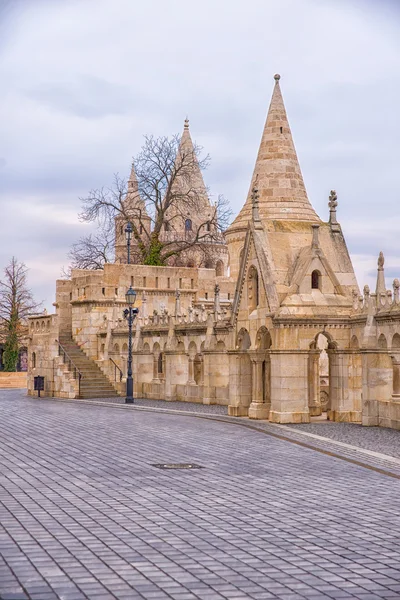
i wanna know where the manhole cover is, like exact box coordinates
[151,463,204,470]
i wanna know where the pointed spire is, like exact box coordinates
[228,74,320,232]
[376,251,386,296]
[173,118,211,208]
[124,162,147,215]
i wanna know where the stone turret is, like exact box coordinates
[161,119,228,272]
[114,164,151,264]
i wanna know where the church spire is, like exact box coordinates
[228,74,320,232]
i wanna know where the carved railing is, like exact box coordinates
[56,341,82,396]
[110,357,123,382]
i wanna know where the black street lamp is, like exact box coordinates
[124,286,138,403]
[125,222,133,264]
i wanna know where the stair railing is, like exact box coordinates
[56,340,83,396]
[110,357,123,382]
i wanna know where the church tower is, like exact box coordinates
[227,74,359,310]
[160,119,228,273]
[114,164,151,264]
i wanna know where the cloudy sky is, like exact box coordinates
[0,0,399,310]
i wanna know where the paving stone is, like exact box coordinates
[1,390,400,600]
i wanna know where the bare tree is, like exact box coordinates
[79,134,232,266]
[0,258,42,371]
[61,221,114,277]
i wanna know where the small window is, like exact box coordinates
[115,288,118,296]
[143,277,146,287]
[185,218,192,231]
[179,278,182,288]
[206,222,211,232]
[191,279,194,289]
[32,352,36,368]
[158,353,163,374]
[155,277,158,289]
[280,126,283,133]
[131,276,134,286]
[167,277,170,289]
[228,293,230,300]
[205,292,208,300]
[102,287,105,296]
[69,292,72,301]
[120,226,123,235]
[311,270,320,290]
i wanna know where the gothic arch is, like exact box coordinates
[311,270,321,290]
[188,341,197,358]
[143,342,150,354]
[378,334,388,349]
[392,333,400,349]
[350,335,360,350]
[236,328,251,351]
[113,343,120,354]
[256,326,272,350]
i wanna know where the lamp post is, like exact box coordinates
[124,286,138,403]
[125,222,133,264]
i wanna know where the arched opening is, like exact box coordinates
[248,266,259,311]
[32,352,36,369]
[185,218,192,231]
[392,333,400,349]
[236,328,251,351]
[311,270,321,290]
[350,335,360,349]
[378,334,388,349]
[204,260,213,269]
[215,260,224,277]
[309,333,336,418]
[113,344,120,354]
[122,343,128,353]
[256,326,272,351]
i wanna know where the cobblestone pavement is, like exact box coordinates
[279,422,400,459]
[82,396,229,416]
[1,392,400,600]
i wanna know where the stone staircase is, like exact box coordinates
[58,335,119,399]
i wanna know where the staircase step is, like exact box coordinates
[58,336,120,398]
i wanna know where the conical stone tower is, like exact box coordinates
[226,74,320,277]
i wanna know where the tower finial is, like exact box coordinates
[376,251,386,297]
[184,117,189,130]
[274,73,281,82]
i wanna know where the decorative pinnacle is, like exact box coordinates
[274,73,281,81]
[184,117,189,130]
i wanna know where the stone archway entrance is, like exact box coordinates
[308,332,336,419]
[249,327,272,420]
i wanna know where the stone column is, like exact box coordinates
[164,350,188,401]
[308,349,321,417]
[361,351,393,426]
[203,350,229,405]
[328,350,362,422]
[228,351,251,417]
[392,358,400,399]
[269,350,310,423]
[248,354,270,420]
[187,357,195,385]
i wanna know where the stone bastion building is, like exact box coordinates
[28,75,400,430]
